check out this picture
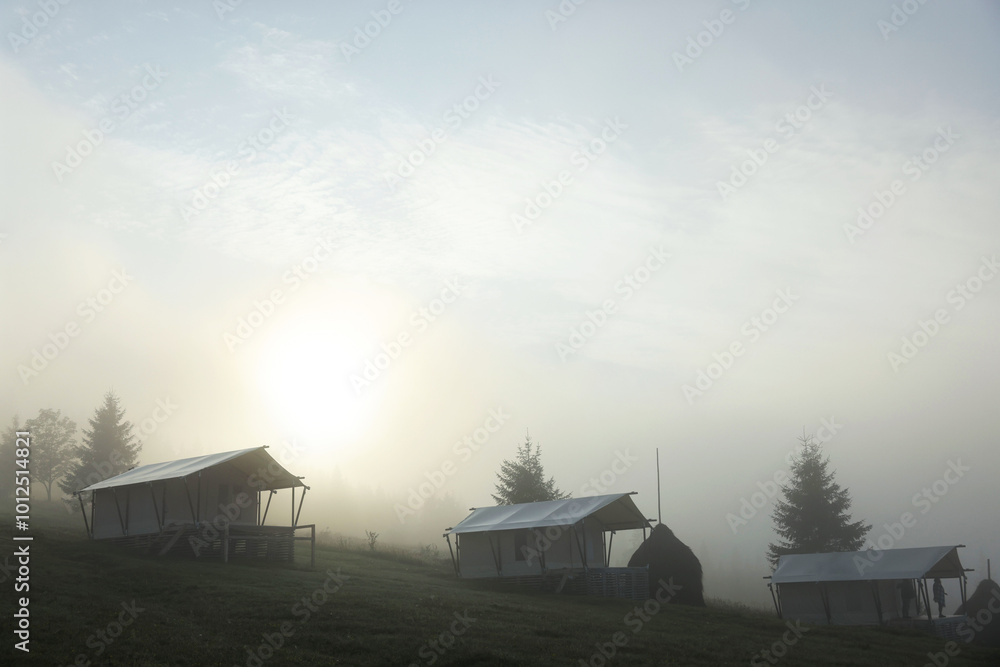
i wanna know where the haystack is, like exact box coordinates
[955,579,1000,647]
[627,523,705,606]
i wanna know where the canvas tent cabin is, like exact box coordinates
[443,493,652,599]
[768,545,970,629]
[72,447,315,566]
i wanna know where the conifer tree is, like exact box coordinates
[59,391,141,496]
[491,433,568,505]
[767,435,870,568]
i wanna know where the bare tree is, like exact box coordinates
[25,409,77,501]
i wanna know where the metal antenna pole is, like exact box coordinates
[656,448,662,525]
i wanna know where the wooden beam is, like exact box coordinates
[111,488,127,536]
[261,490,274,525]
[182,476,198,524]
[294,486,307,527]
[196,471,202,525]
[77,494,92,539]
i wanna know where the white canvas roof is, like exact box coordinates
[771,545,966,584]
[76,447,304,493]
[445,493,650,535]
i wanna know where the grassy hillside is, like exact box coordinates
[2,503,997,666]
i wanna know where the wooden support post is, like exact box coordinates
[112,488,127,536]
[183,476,198,524]
[487,533,501,577]
[445,534,458,576]
[262,490,274,525]
[820,583,832,624]
[765,579,781,618]
[871,581,884,624]
[196,471,202,525]
[149,483,162,532]
[77,494,92,539]
[294,486,307,527]
[922,579,932,621]
[572,522,587,570]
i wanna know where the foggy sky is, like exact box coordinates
[2,0,998,606]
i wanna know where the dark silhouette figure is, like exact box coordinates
[627,523,705,606]
[933,578,947,618]
[898,579,915,618]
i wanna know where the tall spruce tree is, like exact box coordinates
[491,433,568,505]
[767,434,870,569]
[24,408,77,501]
[59,391,141,496]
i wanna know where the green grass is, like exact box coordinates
[2,502,998,666]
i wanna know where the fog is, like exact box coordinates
[2,1,998,608]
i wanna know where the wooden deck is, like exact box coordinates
[105,523,316,568]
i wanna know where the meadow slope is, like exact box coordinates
[1,503,998,666]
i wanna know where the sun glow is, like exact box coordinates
[255,311,377,451]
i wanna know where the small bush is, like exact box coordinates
[365,530,379,551]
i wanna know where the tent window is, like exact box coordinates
[514,531,528,561]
